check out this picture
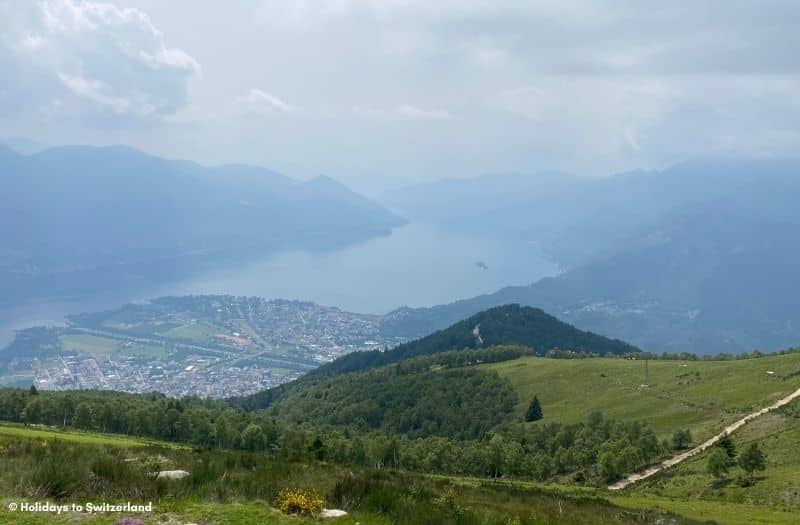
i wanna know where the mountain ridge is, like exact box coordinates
[0,143,405,306]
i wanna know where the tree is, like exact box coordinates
[525,396,543,422]
[73,402,94,429]
[241,423,266,452]
[29,384,38,396]
[21,397,42,425]
[672,428,692,449]
[717,434,737,459]
[739,442,766,480]
[599,451,620,482]
[192,416,216,449]
[308,435,327,461]
[707,447,733,480]
[488,434,506,477]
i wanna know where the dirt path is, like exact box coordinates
[608,385,800,490]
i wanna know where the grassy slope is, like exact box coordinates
[485,354,800,440]
[483,355,800,524]
[614,398,800,524]
[0,423,180,449]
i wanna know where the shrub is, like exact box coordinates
[276,488,325,516]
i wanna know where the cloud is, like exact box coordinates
[487,73,800,169]
[238,89,298,113]
[3,1,799,182]
[352,104,451,121]
[0,0,199,121]
[257,1,800,76]
[395,104,451,120]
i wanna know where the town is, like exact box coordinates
[1,295,405,398]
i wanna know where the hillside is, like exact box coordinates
[0,423,705,525]
[622,396,800,523]
[260,343,800,448]
[484,352,800,442]
[0,145,404,306]
[267,354,519,439]
[378,158,800,354]
[3,348,800,523]
[321,304,639,378]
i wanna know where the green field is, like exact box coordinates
[162,321,218,343]
[58,334,119,357]
[0,423,179,449]
[486,354,800,440]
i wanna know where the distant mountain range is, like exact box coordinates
[0,144,404,306]
[379,158,800,354]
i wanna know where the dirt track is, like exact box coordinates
[608,385,800,490]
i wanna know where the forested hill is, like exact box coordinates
[310,304,640,378]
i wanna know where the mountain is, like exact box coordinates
[1,137,49,155]
[379,158,800,354]
[381,158,800,268]
[0,144,405,305]
[245,300,643,438]
[381,211,800,354]
[236,304,639,412]
[320,304,639,377]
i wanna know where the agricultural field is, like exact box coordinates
[58,335,119,357]
[486,353,800,441]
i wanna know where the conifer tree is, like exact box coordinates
[525,396,543,422]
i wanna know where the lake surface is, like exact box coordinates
[0,223,558,347]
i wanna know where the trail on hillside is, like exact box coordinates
[608,384,800,490]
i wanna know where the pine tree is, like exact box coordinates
[525,396,543,422]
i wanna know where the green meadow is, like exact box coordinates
[486,354,800,440]
[613,397,800,523]
[0,423,178,449]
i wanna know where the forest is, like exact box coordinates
[311,304,640,378]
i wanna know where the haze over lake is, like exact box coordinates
[0,223,558,347]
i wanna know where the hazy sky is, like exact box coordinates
[1,0,799,191]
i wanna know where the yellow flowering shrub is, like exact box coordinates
[276,488,325,516]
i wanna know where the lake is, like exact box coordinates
[0,223,558,347]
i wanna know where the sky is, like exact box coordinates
[1,0,799,192]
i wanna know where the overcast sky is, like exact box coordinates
[1,1,799,192]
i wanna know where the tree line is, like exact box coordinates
[0,385,668,485]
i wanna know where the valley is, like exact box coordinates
[0,296,406,397]
[1,303,800,524]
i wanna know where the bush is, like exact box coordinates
[276,488,325,516]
